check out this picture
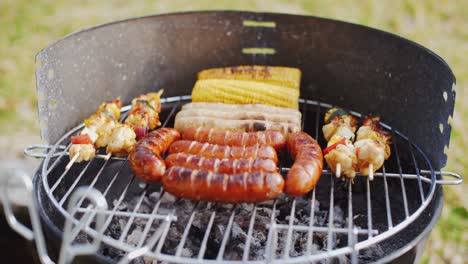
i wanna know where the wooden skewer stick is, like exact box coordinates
[368,163,374,181]
[66,153,79,170]
[335,163,341,178]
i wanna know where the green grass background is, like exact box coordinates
[0,0,466,262]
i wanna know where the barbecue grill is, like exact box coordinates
[1,11,463,263]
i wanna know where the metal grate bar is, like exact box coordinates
[306,189,317,255]
[154,208,177,255]
[347,181,353,245]
[118,189,148,242]
[68,159,111,215]
[97,176,136,234]
[58,160,96,205]
[242,205,258,261]
[198,209,216,260]
[144,102,181,256]
[216,205,237,261]
[265,200,278,262]
[283,198,297,258]
[326,174,335,252]
[136,190,165,248]
[50,144,85,193]
[315,169,437,183]
[175,202,200,257]
[366,178,373,238]
[46,142,73,176]
[392,131,410,218]
[301,100,308,131]
[382,165,393,228]
[161,102,180,128]
[75,208,171,220]
[271,224,378,235]
[67,162,136,240]
[315,101,321,139]
[408,142,425,203]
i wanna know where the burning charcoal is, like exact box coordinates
[148,191,161,203]
[333,206,344,227]
[160,192,176,203]
[358,245,385,262]
[126,228,143,246]
[231,222,247,240]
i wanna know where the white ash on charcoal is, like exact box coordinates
[90,190,383,263]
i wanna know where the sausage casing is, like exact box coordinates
[165,153,277,174]
[285,132,323,196]
[128,128,180,183]
[162,166,284,203]
[168,140,278,162]
[181,127,286,151]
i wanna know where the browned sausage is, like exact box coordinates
[285,132,323,196]
[180,127,286,151]
[168,140,278,162]
[165,153,277,174]
[129,128,180,183]
[162,166,284,203]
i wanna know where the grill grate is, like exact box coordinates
[38,96,439,263]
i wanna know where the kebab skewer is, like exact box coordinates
[106,90,163,157]
[322,107,359,179]
[67,98,122,169]
[354,117,391,180]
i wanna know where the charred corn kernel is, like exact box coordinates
[197,65,301,90]
[192,79,299,109]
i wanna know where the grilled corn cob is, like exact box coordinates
[197,65,301,90]
[191,79,299,109]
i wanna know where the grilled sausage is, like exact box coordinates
[165,153,277,174]
[162,166,284,203]
[181,127,286,151]
[176,103,302,133]
[168,140,278,162]
[285,132,323,196]
[175,116,300,135]
[129,128,180,183]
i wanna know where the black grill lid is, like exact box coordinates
[35,11,456,169]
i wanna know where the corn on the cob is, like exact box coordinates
[197,65,301,90]
[191,79,299,109]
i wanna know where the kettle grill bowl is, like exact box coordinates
[32,11,455,263]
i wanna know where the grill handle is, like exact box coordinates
[0,170,107,264]
[435,171,463,185]
[24,144,67,159]
[0,170,54,264]
[58,187,108,264]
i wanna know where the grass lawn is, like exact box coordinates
[1,0,466,262]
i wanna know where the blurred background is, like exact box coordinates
[0,0,466,263]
